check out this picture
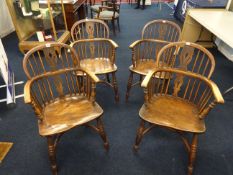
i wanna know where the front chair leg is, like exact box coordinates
[133,119,146,152]
[106,74,111,83]
[112,72,119,102]
[126,71,134,102]
[188,134,198,175]
[47,136,58,175]
[97,117,109,150]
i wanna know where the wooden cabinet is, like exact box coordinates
[63,0,86,30]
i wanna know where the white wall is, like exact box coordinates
[0,0,15,38]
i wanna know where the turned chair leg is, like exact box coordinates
[133,119,145,152]
[126,71,134,101]
[188,134,198,175]
[112,72,119,102]
[47,136,58,175]
[97,117,109,150]
[106,74,111,83]
[117,18,120,32]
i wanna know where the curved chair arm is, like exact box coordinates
[141,68,224,108]
[24,80,33,104]
[24,68,100,104]
[71,38,119,49]
[129,39,169,49]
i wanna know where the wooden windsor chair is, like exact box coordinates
[134,68,224,175]
[89,0,109,18]
[125,20,181,101]
[71,38,119,102]
[24,68,109,175]
[71,18,110,41]
[125,39,170,101]
[95,0,121,35]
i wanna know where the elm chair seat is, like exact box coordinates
[39,97,103,136]
[80,58,117,74]
[139,95,206,133]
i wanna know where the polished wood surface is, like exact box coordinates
[71,38,119,101]
[71,18,110,41]
[126,39,169,101]
[134,68,224,175]
[156,41,216,78]
[63,0,86,30]
[23,42,78,79]
[126,20,181,101]
[0,142,13,163]
[142,19,181,41]
[24,68,109,175]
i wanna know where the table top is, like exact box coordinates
[189,8,233,48]
[39,0,79,4]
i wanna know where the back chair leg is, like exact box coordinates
[188,134,198,175]
[112,72,119,102]
[133,119,145,152]
[111,19,116,35]
[117,18,120,32]
[97,117,109,150]
[126,71,134,101]
[47,136,58,175]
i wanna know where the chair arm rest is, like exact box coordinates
[108,39,119,48]
[208,80,224,104]
[24,80,33,104]
[82,68,100,83]
[141,70,156,88]
[129,39,170,49]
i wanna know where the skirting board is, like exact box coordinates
[0,142,13,163]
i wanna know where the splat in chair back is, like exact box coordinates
[23,43,79,79]
[156,42,215,78]
[71,19,110,41]
[142,20,181,42]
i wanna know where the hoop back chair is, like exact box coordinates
[71,18,110,41]
[156,42,215,78]
[24,68,109,175]
[96,0,121,35]
[90,0,109,18]
[23,43,79,79]
[126,39,169,101]
[142,19,181,41]
[134,68,224,175]
[71,38,119,102]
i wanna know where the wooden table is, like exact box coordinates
[181,8,233,48]
[39,0,86,30]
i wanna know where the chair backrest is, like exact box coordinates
[23,43,79,79]
[24,68,99,118]
[71,19,110,41]
[130,39,170,68]
[142,20,181,42]
[142,68,224,117]
[156,42,215,78]
[71,38,118,64]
